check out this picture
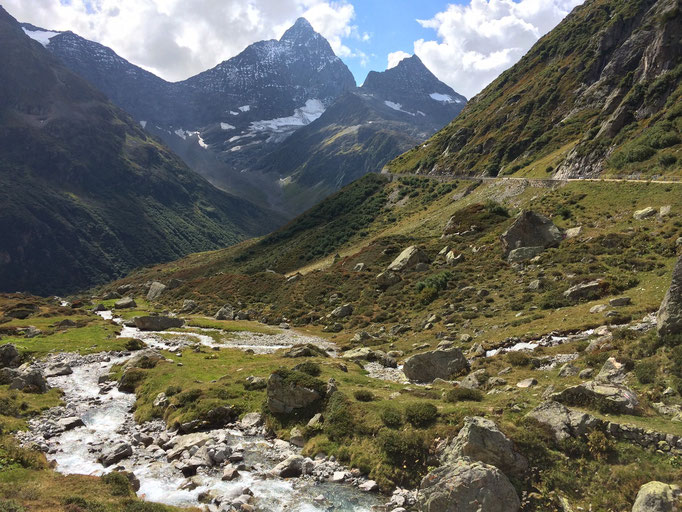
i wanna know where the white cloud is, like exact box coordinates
[387,51,411,70]
[3,0,361,81]
[410,0,584,98]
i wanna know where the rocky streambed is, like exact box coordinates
[16,313,385,512]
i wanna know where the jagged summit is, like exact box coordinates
[281,17,317,43]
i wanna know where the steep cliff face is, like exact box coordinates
[388,0,681,180]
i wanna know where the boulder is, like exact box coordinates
[508,246,545,263]
[387,246,430,272]
[4,369,49,393]
[632,481,681,512]
[215,305,235,321]
[563,280,603,301]
[283,344,329,358]
[610,297,632,307]
[244,376,267,391]
[595,357,627,384]
[122,349,164,370]
[516,378,538,388]
[181,300,198,313]
[459,369,487,390]
[44,364,73,378]
[166,432,213,461]
[558,363,580,377]
[240,412,263,429]
[330,304,353,318]
[403,348,469,383]
[633,207,656,220]
[376,271,402,289]
[114,297,137,309]
[565,226,582,239]
[441,417,528,476]
[133,316,184,331]
[266,371,324,415]
[445,251,463,266]
[500,210,563,257]
[273,455,304,478]
[552,381,640,415]
[526,401,604,442]
[99,442,133,467]
[341,347,374,361]
[658,255,682,337]
[146,282,166,301]
[289,427,305,447]
[57,416,85,431]
[222,466,240,481]
[418,459,520,512]
[0,344,21,368]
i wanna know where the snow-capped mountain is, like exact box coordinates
[22,19,466,216]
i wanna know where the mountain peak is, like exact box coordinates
[281,17,317,43]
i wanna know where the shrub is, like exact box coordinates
[405,402,438,427]
[354,390,375,402]
[174,388,202,407]
[587,429,614,461]
[165,385,181,396]
[506,351,531,367]
[124,338,146,351]
[324,393,355,441]
[485,200,510,217]
[102,472,133,496]
[381,407,403,428]
[293,362,321,377]
[418,286,438,305]
[0,500,25,512]
[118,368,147,393]
[445,387,483,403]
[378,428,427,468]
[659,154,678,167]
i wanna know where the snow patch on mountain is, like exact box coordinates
[22,28,60,47]
[250,99,325,133]
[239,105,251,112]
[384,101,415,116]
[221,123,235,130]
[139,121,147,128]
[430,92,464,104]
[174,129,187,140]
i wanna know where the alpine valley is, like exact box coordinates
[1,1,682,512]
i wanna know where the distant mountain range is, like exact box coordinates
[0,8,283,295]
[22,18,466,215]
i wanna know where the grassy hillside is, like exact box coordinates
[0,7,283,296]
[387,0,682,180]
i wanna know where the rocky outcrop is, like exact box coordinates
[564,280,604,301]
[266,371,324,415]
[98,442,133,467]
[552,381,640,415]
[658,255,682,338]
[418,459,520,512]
[133,316,184,331]
[283,344,329,358]
[44,363,73,377]
[387,246,430,272]
[441,416,528,476]
[0,344,21,368]
[632,481,681,512]
[122,350,164,370]
[403,347,469,383]
[215,304,235,321]
[500,211,563,258]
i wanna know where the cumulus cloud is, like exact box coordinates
[410,0,584,98]
[4,0,361,81]
[387,51,411,69]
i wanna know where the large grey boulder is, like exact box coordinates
[403,348,469,383]
[1,368,49,393]
[166,432,213,461]
[564,280,604,301]
[658,256,682,338]
[215,304,235,321]
[330,304,353,318]
[273,455,304,478]
[552,381,640,415]
[632,481,681,512]
[44,364,73,378]
[418,459,520,512]
[387,246,430,272]
[122,349,164,370]
[526,401,604,442]
[595,357,627,384]
[114,297,137,309]
[0,344,21,368]
[98,442,133,467]
[441,417,528,476]
[146,281,167,301]
[133,316,184,331]
[507,246,545,263]
[266,371,324,415]
[500,210,563,257]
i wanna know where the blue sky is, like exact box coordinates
[348,0,458,83]
[7,0,583,98]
